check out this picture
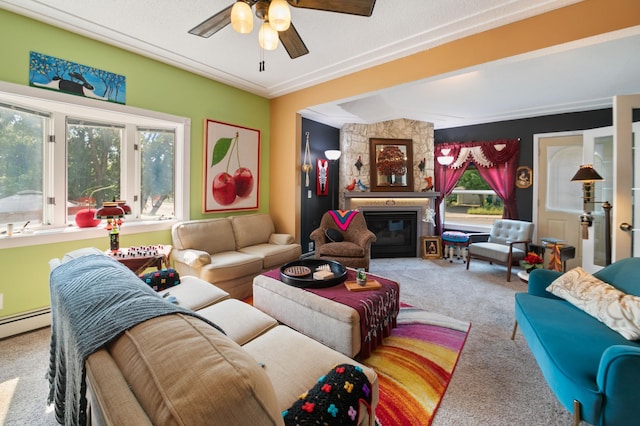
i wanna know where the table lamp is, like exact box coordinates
[95,201,126,252]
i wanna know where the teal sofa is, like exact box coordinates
[514,257,640,426]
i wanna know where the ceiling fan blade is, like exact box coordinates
[188,5,233,38]
[279,22,309,59]
[287,0,376,17]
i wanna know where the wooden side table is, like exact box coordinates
[539,238,575,272]
[540,237,565,272]
[108,245,171,275]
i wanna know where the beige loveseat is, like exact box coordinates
[49,250,378,426]
[171,213,301,299]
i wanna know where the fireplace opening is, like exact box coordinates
[363,211,418,258]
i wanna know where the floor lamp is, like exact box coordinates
[437,148,455,219]
[325,150,342,210]
[437,149,455,255]
[571,164,612,266]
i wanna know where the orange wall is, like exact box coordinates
[269,0,640,239]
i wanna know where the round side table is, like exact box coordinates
[517,270,529,283]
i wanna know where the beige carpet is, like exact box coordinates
[0,257,574,425]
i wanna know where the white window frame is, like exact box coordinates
[0,81,190,249]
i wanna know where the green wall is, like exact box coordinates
[0,9,270,318]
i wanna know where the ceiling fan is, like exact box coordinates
[188,0,377,59]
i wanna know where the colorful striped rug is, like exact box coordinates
[364,305,471,425]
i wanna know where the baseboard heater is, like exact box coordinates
[0,307,51,339]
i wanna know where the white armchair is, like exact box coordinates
[466,219,534,281]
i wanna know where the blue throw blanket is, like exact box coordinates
[47,254,223,425]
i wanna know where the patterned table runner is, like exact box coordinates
[263,268,400,358]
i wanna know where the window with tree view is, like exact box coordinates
[0,83,186,234]
[0,104,47,226]
[444,165,503,229]
[67,120,122,219]
[139,129,174,219]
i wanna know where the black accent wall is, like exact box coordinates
[434,108,618,221]
[300,118,340,255]
[301,108,639,245]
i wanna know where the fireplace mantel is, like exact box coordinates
[344,191,439,203]
[344,191,439,210]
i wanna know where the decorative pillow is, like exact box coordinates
[282,364,372,425]
[325,228,344,243]
[139,268,181,292]
[546,267,640,340]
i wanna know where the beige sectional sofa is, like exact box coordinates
[170,213,301,299]
[49,250,378,426]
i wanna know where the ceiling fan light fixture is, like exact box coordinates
[268,0,291,31]
[259,20,279,50]
[231,1,254,34]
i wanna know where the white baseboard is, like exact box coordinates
[0,308,51,339]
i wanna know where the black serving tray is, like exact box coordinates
[279,259,347,288]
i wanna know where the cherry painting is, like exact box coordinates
[204,120,260,212]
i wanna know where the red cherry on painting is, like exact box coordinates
[234,167,254,198]
[212,172,237,205]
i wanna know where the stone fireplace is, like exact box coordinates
[332,118,437,258]
[338,118,435,208]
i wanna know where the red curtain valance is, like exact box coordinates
[434,138,520,233]
[435,139,519,168]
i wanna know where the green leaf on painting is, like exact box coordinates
[211,137,233,167]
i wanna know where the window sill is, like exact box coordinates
[443,221,492,233]
[0,219,177,249]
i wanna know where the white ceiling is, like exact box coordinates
[2,0,639,129]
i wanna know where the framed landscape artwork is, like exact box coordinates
[29,51,126,104]
[204,119,260,213]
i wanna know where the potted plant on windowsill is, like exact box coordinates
[520,251,544,274]
[74,185,115,228]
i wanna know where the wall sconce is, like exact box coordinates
[325,150,342,210]
[436,148,455,167]
[570,164,612,265]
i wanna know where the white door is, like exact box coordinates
[536,96,640,272]
[534,133,584,270]
[582,103,640,271]
[533,99,640,272]
[580,127,613,272]
[612,96,640,260]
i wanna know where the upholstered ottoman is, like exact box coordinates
[441,231,470,263]
[253,274,361,357]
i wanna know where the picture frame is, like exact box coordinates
[516,166,532,189]
[204,119,260,213]
[421,236,442,259]
[29,51,126,104]
[369,138,414,192]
